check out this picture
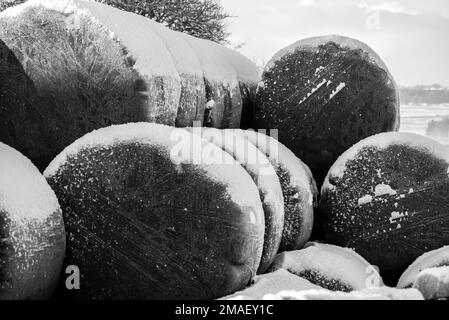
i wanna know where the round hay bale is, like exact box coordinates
[255,35,400,185]
[0,39,53,170]
[44,123,265,300]
[320,133,449,277]
[0,142,65,299]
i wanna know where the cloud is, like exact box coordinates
[222,0,449,85]
[358,2,420,16]
[298,0,315,6]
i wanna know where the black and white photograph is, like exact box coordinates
[0,0,448,311]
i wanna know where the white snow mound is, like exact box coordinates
[270,242,383,290]
[222,269,320,300]
[413,266,449,300]
[264,286,423,300]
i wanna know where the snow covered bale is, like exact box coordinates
[188,35,254,129]
[0,38,53,171]
[412,266,449,300]
[268,242,383,292]
[141,19,207,128]
[320,133,449,275]
[220,47,261,129]
[222,269,320,300]
[255,35,400,185]
[0,142,65,299]
[0,0,259,170]
[44,123,265,300]
[263,286,423,300]
[190,127,284,274]
[229,129,316,252]
[398,246,449,297]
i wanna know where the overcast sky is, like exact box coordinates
[222,0,449,86]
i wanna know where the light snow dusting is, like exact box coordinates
[315,66,324,74]
[299,78,327,104]
[325,132,449,183]
[329,82,346,100]
[206,100,216,109]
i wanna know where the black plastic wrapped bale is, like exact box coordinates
[0,39,53,171]
[0,142,65,299]
[268,242,383,292]
[230,129,317,252]
[44,123,265,300]
[255,35,400,186]
[192,127,284,274]
[0,0,259,171]
[320,132,449,280]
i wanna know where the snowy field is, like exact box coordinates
[399,104,449,144]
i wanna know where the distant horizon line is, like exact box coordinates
[399,84,449,89]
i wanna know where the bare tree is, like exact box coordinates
[0,0,231,44]
[105,0,231,44]
[0,0,24,11]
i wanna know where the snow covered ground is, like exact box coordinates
[399,104,449,144]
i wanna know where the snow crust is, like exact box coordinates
[270,242,383,290]
[81,0,180,79]
[398,246,449,289]
[183,35,238,85]
[143,17,203,78]
[0,142,60,220]
[265,35,390,74]
[43,123,261,210]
